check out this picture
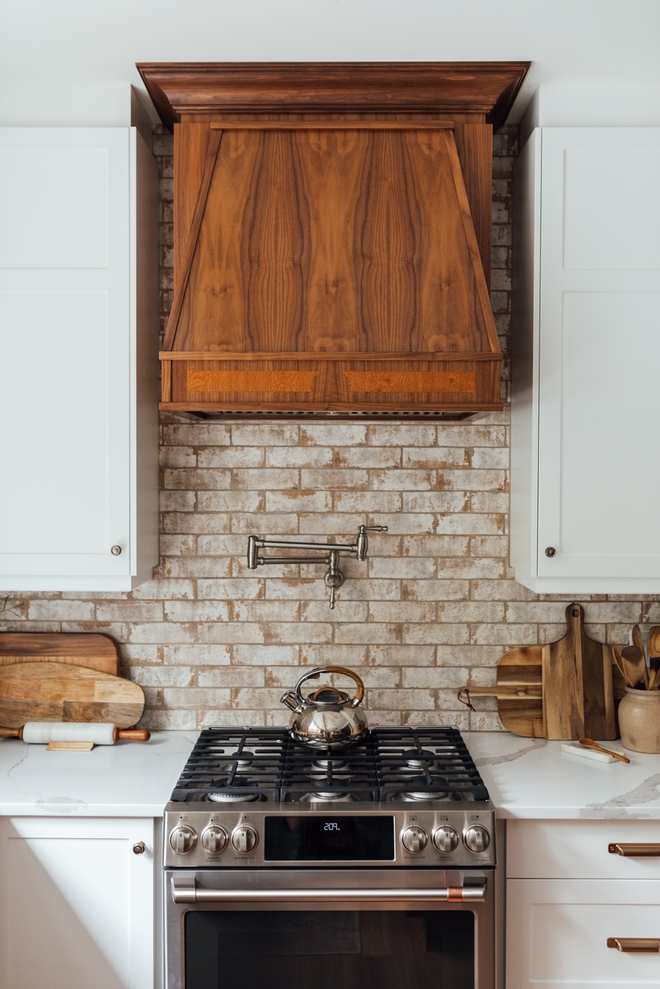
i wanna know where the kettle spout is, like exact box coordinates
[280,690,303,713]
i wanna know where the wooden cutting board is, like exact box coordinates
[459,604,623,739]
[542,603,616,740]
[0,633,120,676]
[0,663,144,729]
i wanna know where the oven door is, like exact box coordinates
[165,869,495,989]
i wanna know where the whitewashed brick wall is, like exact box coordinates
[2,126,657,732]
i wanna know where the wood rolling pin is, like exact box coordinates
[0,722,150,744]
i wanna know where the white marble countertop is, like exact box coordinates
[1,729,659,820]
[0,731,197,816]
[463,732,660,820]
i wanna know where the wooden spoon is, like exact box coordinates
[621,645,648,689]
[579,738,630,764]
[612,646,636,689]
[632,625,649,687]
[648,627,660,671]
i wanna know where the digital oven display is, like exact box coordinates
[264,816,395,861]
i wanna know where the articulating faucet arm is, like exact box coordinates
[246,525,388,608]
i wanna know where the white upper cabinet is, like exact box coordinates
[511,127,660,592]
[0,129,158,590]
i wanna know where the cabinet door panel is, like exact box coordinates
[536,128,660,581]
[0,129,130,578]
[0,817,154,989]
[507,879,660,988]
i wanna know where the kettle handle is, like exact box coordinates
[325,666,365,707]
[293,666,365,707]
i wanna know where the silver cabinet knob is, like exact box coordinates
[464,825,490,853]
[202,825,228,854]
[401,825,428,853]
[169,825,197,854]
[545,547,556,558]
[111,545,122,556]
[132,841,146,855]
[432,826,459,853]
[232,824,258,854]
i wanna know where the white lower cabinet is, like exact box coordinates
[0,817,157,989]
[507,820,660,988]
[507,880,660,988]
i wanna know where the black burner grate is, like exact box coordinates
[170,726,489,803]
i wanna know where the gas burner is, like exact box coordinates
[208,791,260,803]
[399,748,445,772]
[208,778,261,803]
[396,774,450,801]
[302,791,359,803]
[311,757,348,771]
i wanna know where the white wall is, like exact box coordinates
[1,0,660,126]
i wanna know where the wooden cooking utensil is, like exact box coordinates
[612,646,636,688]
[648,627,660,670]
[542,604,616,741]
[0,722,150,744]
[0,663,145,729]
[632,625,650,688]
[621,645,648,690]
[0,632,120,676]
[578,738,630,764]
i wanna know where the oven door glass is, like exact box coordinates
[184,909,473,989]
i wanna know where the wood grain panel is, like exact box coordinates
[172,125,498,361]
[187,370,319,392]
[171,357,499,410]
[455,123,492,285]
[343,371,476,393]
[297,128,367,353]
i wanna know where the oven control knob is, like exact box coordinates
[464,826,490,853]
[401,825,428,853]
[232,824,258,854]
[169,825,197,854]
[202,825,228,854]
[432,825,459,853]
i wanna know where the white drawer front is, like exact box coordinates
[508,819,660,878]
[507,879,660,988]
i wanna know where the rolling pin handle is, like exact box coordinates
[115,729,151,742]
[0,726,22,739]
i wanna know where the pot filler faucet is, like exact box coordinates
[246,525,388,609]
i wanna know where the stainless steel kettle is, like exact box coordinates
[280,666,368,749]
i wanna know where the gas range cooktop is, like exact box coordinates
[170,726,489,805]
[164,727,495,869]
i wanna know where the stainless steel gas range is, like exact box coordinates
[164,726,497,989]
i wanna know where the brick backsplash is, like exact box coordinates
[3,125,656,732]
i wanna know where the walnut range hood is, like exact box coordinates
[138,62,529,420]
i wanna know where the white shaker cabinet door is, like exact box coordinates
[507,878,660,988]
[511,127,660,592]
[0,816,156,989]
[0,128,158,591]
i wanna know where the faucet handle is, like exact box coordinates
[355,524,388,561]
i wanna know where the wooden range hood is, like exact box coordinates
[138,62,529,420]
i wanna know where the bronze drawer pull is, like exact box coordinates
[608,938,660,952]
[608,843,660,857]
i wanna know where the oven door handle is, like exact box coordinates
[171,878,486,904]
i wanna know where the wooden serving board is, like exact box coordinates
[0,663,144,729]
[460,604,624,739]
[0,633,119,676]
[542,604,616,740]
